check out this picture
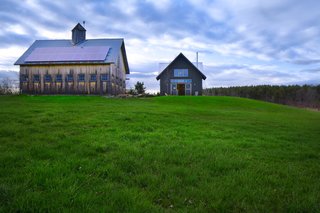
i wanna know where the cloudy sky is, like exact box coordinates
[1,0,320,92]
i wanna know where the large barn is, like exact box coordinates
[15,23,129,95]
[156,53,206,96]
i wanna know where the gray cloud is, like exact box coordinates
[300,68,320,73]
[0,33,33,47]
[292,60,320,65]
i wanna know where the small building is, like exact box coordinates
[156,53,206,95]
[15,23,129,95]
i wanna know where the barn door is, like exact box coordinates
[177,84,185,96]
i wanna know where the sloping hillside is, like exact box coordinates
[0,96,319,212]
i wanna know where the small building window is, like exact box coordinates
[56,74,62,82]
[44,74,52,82]
[172,84,177,90]
[90,74,97,82]
[101,74,108,81]
[174,69,188,77]
[33,75,40,82]
[170,79,192,83]
[21,74,28,82]
[171,83,177,95]
[186,83,191,95]
[67,74,73,82]
[78,74,85,82]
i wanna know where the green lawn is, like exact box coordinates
[0,95,319,212]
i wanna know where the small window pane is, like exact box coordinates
[44,74,52,82]
[56,75,62,82]
[101,74,108,81]
[67,74,73,82]
[33,75,40,82]
[21,74,28,82]
[78,74,85,82]
[174,69,188,77]
[170,79,192,83]
[90,74,97,81]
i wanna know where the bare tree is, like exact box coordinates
[0,78,15,95]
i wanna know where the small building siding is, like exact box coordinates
[159,57,203,95]
[19,64,126,95]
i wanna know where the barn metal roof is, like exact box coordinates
[25,46,111,62]
[156,53,206,80]
[15,39,129,74]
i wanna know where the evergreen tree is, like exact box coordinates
[134,81,146,94]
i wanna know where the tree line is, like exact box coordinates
[204,85,320,109]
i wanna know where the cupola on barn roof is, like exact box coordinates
[72,23,86,45]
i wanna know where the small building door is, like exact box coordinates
[177,83,185,96]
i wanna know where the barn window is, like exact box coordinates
[56,74,62,82]
[90,74,97,81]
[174,69,188,77]
[67,74,73,82]
[44,74,52,82]
[78,74,85,82]
[33,75,40,82]
[21,74,28,82]
[101,74,108,81]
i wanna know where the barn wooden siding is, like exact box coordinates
[19,64,126,95]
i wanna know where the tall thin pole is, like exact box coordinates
[196,52,199,68]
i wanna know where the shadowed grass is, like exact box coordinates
[0,95,319,212]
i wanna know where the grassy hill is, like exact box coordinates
[0,95,319,212]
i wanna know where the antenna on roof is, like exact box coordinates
[196,51,199,68]
[83,21,86,27]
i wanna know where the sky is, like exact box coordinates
[0,0,320,92]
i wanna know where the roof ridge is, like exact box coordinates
[35,39,70,41]
[85,38,124,40]
[34,38,124,42]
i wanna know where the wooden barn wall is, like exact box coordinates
[19,64,126,95]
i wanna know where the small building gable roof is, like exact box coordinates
[156,53,206,80]
[72,23,86,31]
[15,38,129,74]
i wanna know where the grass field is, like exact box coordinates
[0,95,319,212]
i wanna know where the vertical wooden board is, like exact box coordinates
[87,64,91,94]
[39,66,43,93]
[97,65,102,92]
[59,65,63,93]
